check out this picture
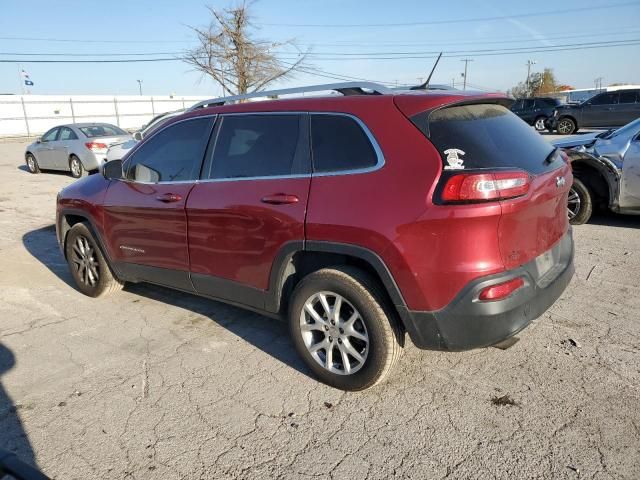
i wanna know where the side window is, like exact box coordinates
[125,117,212,183]
[591,93,619,105]
[59,127,78,141]
[41,128,59,142]
[511,100,523,110]
[205,114,306,179]
[310,114,379,173]
[523,99,535,110]
[619,91,639,104]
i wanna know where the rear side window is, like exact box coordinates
[205,114,307,179]
[126,117,212,183]
[311,114,378,173]
[424,103,560,175]
[59,127,78,141]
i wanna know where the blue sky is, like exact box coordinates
[1,0,639,96]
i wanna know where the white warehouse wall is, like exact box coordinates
[0,95,211,137]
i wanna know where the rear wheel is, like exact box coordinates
[557,117,577,135]
[534,116,547,132]
[26,153,40,173]
[69,155,86,178]
[65,223,123,297]
[288,266,403,391]
[568,178,593,225]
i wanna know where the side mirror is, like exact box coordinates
[103,159,124,180]
[35,137,42,143]
[133,131,143,141]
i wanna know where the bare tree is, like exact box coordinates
[183,2,308,95]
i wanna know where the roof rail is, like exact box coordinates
[188,82,392,110]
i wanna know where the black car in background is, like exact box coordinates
[548,89,640,135]
[510,97,562,131]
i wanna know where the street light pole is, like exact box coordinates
[136,79,143,96]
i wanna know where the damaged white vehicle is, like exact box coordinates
[553,118,640,225]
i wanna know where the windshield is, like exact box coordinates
[79,124,127,138]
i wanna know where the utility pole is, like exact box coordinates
[594,77,604,91]
[526,60,537,97]
[136,79,143,96]
[452,77,456,88]
[460,59,473,90]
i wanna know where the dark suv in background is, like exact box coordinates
[510,97,562,131]
[549,88,640,134]
[56,83,574,390]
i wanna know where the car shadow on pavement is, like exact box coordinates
[125,282,312,378]
[22,225,74,286]
[0,343,43,472]
[588,211,640,229]
[17,165,71,177]
[22,225,312,380]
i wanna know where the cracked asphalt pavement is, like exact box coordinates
[0,140,639,479]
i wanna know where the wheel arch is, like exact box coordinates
[566,150,620,210]
[58,209,120,276]
[267,241,409,329]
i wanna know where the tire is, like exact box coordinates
[557,117,577,135]
[65,222,123,297]
[534,116,547,132]
[568,178,593,225]
[288,266,403,391]
[25,153,40,173]
[69,155,87,178]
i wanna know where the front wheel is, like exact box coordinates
[26,153,40,173]
[568,178,593,225]
[288,266,403,391]
[69,155,86,178]
[65,223,123,297]
[557,117,577,135]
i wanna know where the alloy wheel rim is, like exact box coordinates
[558,120,573,134]
[299,291,369,375]
[70,235,99,287]
[71,158,81,176]
[27,156,35,171]
[535,118,545,131]
[567,186,581,219]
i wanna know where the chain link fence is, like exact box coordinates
[0,95,210,138]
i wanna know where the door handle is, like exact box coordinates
[260,193,299,205]
[156,193,182,203]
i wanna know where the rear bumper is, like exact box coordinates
[401,229,574,351]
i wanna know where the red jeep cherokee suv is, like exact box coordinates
[56,83,574,390]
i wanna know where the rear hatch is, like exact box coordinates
[400,99,571,270]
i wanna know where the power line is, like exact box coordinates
[1,39,638,63]
[3,38,639,60]
[295,28,640,47]
[259,2,640,27]
[2,26,640,47]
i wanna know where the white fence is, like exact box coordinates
[0,94,211,137]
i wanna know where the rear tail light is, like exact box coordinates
[85,142,108,152]
[478,277,524,301]
[440,170,530,203]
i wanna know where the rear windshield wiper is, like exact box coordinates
[543,147,559,165]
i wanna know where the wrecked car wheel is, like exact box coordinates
[568,178,593,225]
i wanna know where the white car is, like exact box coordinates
[106,110,185,161]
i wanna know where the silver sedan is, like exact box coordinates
[553,118,640,224]
[25,123,131,178]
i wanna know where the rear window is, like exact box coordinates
[79,124,127,138]
[420,103,561,175]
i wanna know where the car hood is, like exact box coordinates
[552,132,600,149]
